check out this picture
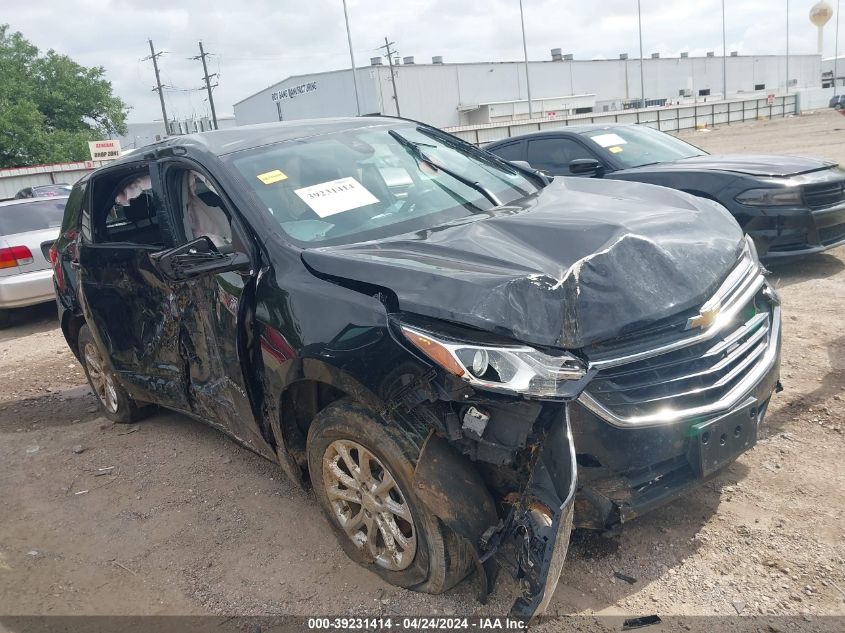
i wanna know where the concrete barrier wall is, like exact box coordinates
[795,87,835,112]
[446,95,799,145]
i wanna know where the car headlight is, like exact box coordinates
[400,325,586,398]
[735,187,803,207]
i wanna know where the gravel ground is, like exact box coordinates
[0,110,843,622]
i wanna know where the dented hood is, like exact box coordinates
[301,178,745,349]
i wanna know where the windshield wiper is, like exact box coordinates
[388,129,502,206]
[415,126,533,196]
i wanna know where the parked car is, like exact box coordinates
[486,124,845,259]
[829,94,845,109]
[51,118,781,618]
[0,197,67,327]
[14,184,73,199]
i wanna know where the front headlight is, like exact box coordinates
[400,325,586,399]
[735,187,803,207]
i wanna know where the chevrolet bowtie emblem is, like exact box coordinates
[686,306,720,331]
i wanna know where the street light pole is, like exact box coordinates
[519,0,533,118]
[638,0,646,108]
[722,0,728,99]
[342,0,362,116]
[836,0,841,96]
[786,0,790,94]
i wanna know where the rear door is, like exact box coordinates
[76,161,191,410]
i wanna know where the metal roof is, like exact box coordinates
[106,117,403,165]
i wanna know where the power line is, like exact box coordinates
[192,41,219,130]
[142,40,169,135]
[378,37,400,116]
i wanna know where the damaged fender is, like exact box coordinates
[413,432,500,601]
[508,407,578,619]
[412,410,578,620]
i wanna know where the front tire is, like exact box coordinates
[307,399,472,593]
[77,324,149,424]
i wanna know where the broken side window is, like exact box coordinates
[90,166,164,247]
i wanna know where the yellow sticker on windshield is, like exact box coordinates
[609,146,623,154]
[257,169,288,184]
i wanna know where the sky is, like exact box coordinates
[5,0,843,123]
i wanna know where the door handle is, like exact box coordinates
[70,260,81,270]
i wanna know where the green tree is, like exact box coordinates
[0,24,128,168]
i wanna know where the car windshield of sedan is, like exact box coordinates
[229,123,540,246]
[580,126,706,169]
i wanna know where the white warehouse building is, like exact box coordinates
[233,51,822,129]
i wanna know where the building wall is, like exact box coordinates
[234,68,381,126]
[233,55,821,129]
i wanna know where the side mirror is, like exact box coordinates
[151,237,251,282]
[569,158,603,177]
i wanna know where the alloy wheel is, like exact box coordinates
[83,342,119,413]
[322,439,417,571]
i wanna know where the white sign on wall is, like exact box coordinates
[88,140,122,161]
[271,82,318,102]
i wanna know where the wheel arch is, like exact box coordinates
[61,310,86,360]
[271,359,387,484]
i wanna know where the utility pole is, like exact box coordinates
[193,41,219,129]
[519,0,533,118]
[637,0,646,108]
[342,0,362,115]
[143,40,169,135]
[379,37,400,116]
[722,0,728,100]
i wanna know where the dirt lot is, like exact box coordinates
[0,110,843,620]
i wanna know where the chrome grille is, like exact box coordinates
[584,301,771,420]
[803,180,845,209]
[579,250,780,427]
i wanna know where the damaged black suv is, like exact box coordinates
[51,118,782,618]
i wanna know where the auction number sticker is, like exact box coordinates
[294,177,379,218]
[591,133,628,148]
[257,169,288,184]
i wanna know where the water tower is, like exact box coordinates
[810,1,834,54]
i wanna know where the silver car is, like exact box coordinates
[0,197,67,327]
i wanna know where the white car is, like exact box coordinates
[0,197,67,327]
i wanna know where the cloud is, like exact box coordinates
[4,0,836,122]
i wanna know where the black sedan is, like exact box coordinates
[486,124,845,259]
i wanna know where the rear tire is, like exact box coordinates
[307,398,472,594]
[77,324,150,424]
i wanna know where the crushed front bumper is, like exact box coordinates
[409,253,781,620]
